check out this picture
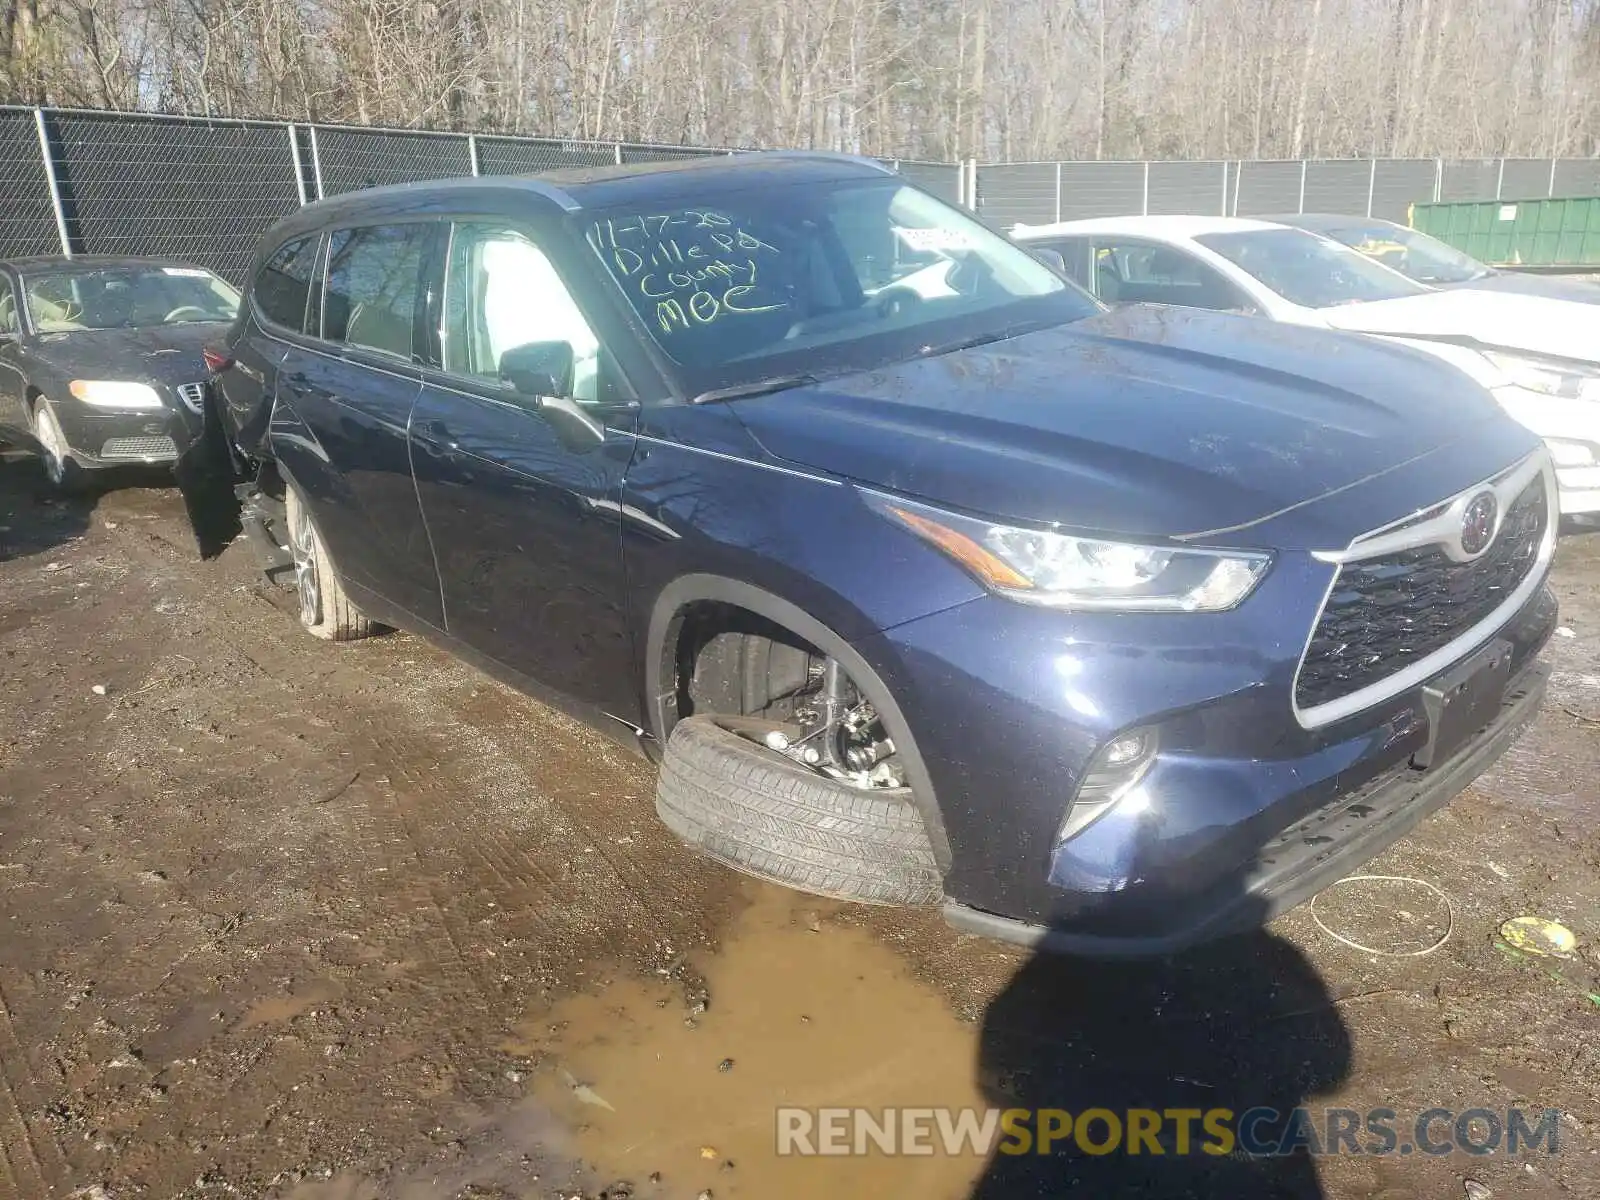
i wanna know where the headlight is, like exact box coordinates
[1483,351,1600,401]
[69,380,165,410]
[868,493,1271,612]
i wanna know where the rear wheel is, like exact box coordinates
[31,400,88,495]
[285,484,376,641]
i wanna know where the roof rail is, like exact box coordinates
[755,150,895,175]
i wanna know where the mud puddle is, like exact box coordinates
[514,883,994,1199]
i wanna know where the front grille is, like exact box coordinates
[1296,476,1547,711]
[100,435,178,460]
[175,382,206,413]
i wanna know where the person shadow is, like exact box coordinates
[970,889,1350,1200]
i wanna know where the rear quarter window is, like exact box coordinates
[254,236,320,332]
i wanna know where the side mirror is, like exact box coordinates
[498,340,604,450]
[499,340,575,400]
[1032,248,1067,275]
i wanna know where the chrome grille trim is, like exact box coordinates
[100,435,178,460]
[1291,450,1556,730]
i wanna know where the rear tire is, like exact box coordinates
[285,484,376,641]
[655,715,944,906]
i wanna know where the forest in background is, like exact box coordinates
[2,0,1597,161]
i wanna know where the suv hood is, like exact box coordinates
[1320,288,1598,363]
[730,305,1511,540]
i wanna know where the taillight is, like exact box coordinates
[202,347,233,374]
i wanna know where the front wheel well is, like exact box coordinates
[646,577,953,872]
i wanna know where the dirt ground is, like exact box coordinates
[0,460,1597,1200]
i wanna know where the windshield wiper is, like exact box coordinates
[916,319,1058,361]
[689,373,825,405]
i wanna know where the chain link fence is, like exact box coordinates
[0,104,1592,280]
[980,155,1600,229]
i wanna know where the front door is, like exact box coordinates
[409,220,640,718]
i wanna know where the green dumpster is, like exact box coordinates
[1410,196,1600,270]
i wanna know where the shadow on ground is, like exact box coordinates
[0,454,95,562]
[971,901,1349,1199]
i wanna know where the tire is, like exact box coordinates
[285,484,376,641]
[31,399,90,495]
[655,715,944,906]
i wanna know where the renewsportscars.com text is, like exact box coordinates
[775,1106,1561,1158]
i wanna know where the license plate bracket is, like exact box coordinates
[1411,638,1514,770]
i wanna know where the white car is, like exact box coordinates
[1014,215,1600,519]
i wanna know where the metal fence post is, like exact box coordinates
[1054,162,1062,223]
[307,125,325,200]
[467,134,480,177]
[1495,157,1505,200]
[1298,159,1308,213]
[1366,158,1377,217]
[1141,161,1150,215]
[1548,159,1558,197]
[33,108,72,257]
[1433,158,1442,203]
[287,124,308,205]
[614,142,624,166]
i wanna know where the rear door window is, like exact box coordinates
[254,235,320,332]
[1024,237,1093,291]
[323,225,432,359]
[1094,240,1255,312]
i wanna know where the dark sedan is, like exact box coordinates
[0,255,239,491]
[200,154,1554,955]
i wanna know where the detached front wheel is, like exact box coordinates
[285,484,376,641]
[656,714,944,906]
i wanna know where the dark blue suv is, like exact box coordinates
[200,152,1556,956]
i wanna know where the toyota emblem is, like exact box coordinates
[1459,491,1499,557]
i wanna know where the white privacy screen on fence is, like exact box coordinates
[0,105,1592,280]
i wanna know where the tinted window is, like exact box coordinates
[1320,222,1490,285]
[324,225,431,358]
[255,236,320,331]
[1026,237,1093,290]
[443,223,605,401]
[1091,240,1254,312]
[585,177,1091,394]
[1195,228,1426,309]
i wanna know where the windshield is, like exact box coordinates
[1315,222,1491,285]
[1194,228,1428,309]
[583,177,1097,393]
[21,266,239,333]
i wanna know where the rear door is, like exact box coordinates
[409,218,640,717]
[216,234,321,456]
[274,222,443,628]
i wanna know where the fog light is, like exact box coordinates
[1058,726,1160,841]
[1547,439,1598,468]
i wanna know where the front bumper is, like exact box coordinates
[50,398,198,468]
[944,656,1547,956]
[856,575,1556,956]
